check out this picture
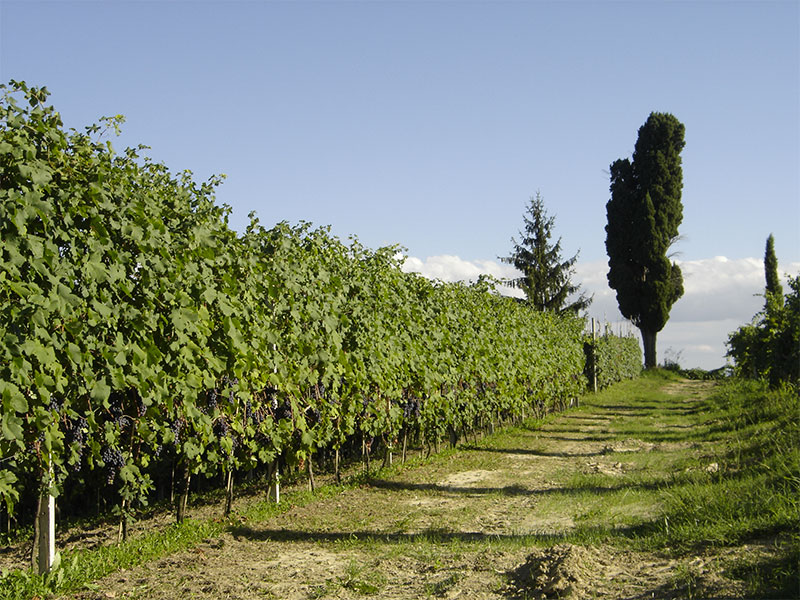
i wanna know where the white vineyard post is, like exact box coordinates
[270,470,280,504]
[270,345,280,504]
[591,318,598,393]
[37,460,56,574]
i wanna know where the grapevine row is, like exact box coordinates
[0,81,640,536]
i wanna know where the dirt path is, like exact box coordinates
[57,379,760,599]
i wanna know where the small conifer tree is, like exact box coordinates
[502,192,591,314]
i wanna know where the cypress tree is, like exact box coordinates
[764,234,783,303]
[605,112,685,368]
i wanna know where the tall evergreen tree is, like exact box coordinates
[605,112,685,368]
[764,233,783,304]
[502,192,591,314]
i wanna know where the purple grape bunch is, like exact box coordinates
[100,446,125,483]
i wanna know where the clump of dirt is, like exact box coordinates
[584,460,626,476]
[507,544,598,599]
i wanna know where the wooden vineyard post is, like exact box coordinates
[117,498,128,543]
[307,457,316,492]
[37,462,56,574]
[2,504,10,536]
[268,349,281,503]
[591,318,598,393]
[384,399,393,467]
[176,466,191,524]
[224,470,234,516]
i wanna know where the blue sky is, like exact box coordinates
[2,0,799,369]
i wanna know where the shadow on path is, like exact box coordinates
[363,476,668,497]
[461,445,608,458]
[228,522,655,546]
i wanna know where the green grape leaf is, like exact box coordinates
[91,379,111,403]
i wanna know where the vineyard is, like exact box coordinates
[2,372,797,599]
[0,79,643,575]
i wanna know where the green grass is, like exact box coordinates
[656,381,799,544]
[520,372,798,597]
[0,517,224,600]
[424,572,464,597]
[339,559,388,595]
[725,536,800,599]
[616,376,798,597]
[0,482,349,600]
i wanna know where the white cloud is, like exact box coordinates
[401,254,800,372]
[574,260,622,323]
[582,257,799,370]
[401,254,517,282]
[671,257,765,322]
[401,254,524,297]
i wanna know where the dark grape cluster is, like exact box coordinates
[402,398,421,420]
[253,427,272,447]
[108,391,125,419]
[48,396,65,412]
[309,383,326,400]
[100,446,124,483]
[65,417,87,445]
[264,387,278,411]
[214,416,230,439]
[65,417,87,472]
[243,400,252,424]
[169,417,185,444]
[221,376,239,405]
[275,400,292,421]
[214,414,245,456]
[206,388,219,411]
[135,394,147,417]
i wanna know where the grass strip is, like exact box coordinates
[0,482,345,599]
[0,405,562,600]
[6,372,796,598]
